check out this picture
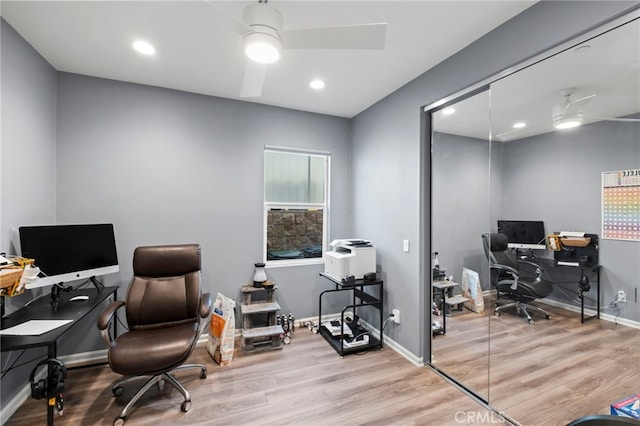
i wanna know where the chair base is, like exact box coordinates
[112,363,207,425]
[494,300,551,324]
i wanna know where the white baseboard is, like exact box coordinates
[486,289,640,329]
[540,298,640,329]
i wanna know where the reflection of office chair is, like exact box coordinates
[97,244,212,426]
[482,233,552,324]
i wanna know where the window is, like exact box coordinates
[264,148,329,264]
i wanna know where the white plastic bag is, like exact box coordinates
[207,292,236,365]
[461,268,485,314]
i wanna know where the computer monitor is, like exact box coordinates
[497,220,546,250]
[18,224,119,289]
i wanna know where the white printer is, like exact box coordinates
[324,239,376,280]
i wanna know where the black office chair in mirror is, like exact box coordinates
[428,14,639,425]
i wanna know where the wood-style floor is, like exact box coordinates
[7,329,499,426]
[433,298,640,426]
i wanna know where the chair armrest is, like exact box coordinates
[97,300,125,346]
[517,260,545,279]
[490,263,519,290]
[490,263,519,277]
[97,300,125,330]
[199,293,212,318]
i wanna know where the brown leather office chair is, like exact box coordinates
[97,244,212,426]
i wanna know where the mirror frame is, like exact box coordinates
[422,5,640,417]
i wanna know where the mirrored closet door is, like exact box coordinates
[428,13,640,424]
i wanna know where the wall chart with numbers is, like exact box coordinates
[602,169,640,241]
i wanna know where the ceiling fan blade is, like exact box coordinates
[495,122,548,142]
[562,93,596,117]
[583,115,640,122]
[281,23,387,50]
[239,60,266,98]
[494,128,521,142]
[203,0,250,34]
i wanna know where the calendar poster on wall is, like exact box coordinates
[602,169,640,241]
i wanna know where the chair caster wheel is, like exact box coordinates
[112,386,124,397]
[200,368,207,379]
[528,319,535,325]
[546,315,551,320]
[494,311,501,317]
[113,416,126,426]
[181,400,192,412]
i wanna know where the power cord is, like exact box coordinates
[382,313,395,331]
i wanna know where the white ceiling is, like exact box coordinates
[0,0,536,118]
[433,17,640,141]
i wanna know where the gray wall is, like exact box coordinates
[55,73,353,318]
[432,132,492,287]
[1,19,57,408]
[350,1,639,358]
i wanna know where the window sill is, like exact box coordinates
[266,258,324,268]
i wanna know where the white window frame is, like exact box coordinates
[263,146,330,267]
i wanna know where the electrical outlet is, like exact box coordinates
[618,290,627,303]
[392,308,400,324]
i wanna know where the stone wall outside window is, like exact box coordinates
[267,209,323,258]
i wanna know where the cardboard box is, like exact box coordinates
[611,394,640,419]
[0,268,24,296]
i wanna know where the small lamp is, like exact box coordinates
[253,262,267,287]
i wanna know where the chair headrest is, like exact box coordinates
[488,233,509,252]
[133,244,201,277]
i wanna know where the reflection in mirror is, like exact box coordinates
[431,90,491,401]
[429,16,639,424]
[487,18,639,424]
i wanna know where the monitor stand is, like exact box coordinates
[50,283,70,312]
[49,276,104,312]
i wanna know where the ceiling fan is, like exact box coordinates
[208,0,387,98]
[496,88,640,141]
[552,89,640,129]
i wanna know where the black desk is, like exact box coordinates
[530,257,601,323]
[318,273,384,356]
[1,286,118,425]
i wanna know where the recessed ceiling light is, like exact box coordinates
[310,79,325,90]
[513,122,526,129]
[132,40,156,55]
[442,107,455,115]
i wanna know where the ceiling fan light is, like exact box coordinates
[555,115,583,129]
[244,32,281,64]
